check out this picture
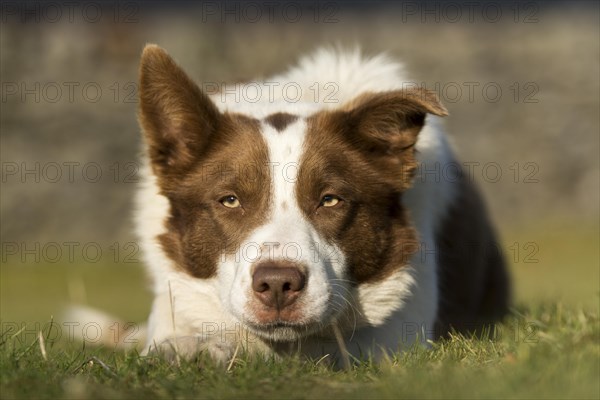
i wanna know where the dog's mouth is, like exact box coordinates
[244,319,323,341]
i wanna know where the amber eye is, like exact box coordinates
[320,195,341,208]
[220,195,241,209]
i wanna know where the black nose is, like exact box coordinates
[252,263,306,310]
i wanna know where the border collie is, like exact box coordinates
[134,45,510,364]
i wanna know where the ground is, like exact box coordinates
[0,304,598,399]
[1,225,598,399]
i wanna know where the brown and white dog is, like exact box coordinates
[134,45,510,364]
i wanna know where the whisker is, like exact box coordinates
[330,292,359,341]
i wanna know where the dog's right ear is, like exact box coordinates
[138,44,220,177]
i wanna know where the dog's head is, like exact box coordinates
[138,45,447,341]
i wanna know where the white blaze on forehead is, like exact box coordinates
[258,117,308,254]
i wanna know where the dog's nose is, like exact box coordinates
[252,263,306,310]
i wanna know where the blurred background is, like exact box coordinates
[1,1,598,328]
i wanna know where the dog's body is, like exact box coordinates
[135,46,510,364]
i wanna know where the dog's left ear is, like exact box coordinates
[332,88,447,190]
[345,88,448,155]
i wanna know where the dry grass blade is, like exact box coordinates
[38,331,48,361]
[227,343,241,372]
[168,280,181,367]
[332,323,351,370]
[73,356,117,377]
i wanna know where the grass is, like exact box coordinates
[1,224,599,399]
[0,304,598,399]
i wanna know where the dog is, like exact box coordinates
[134,44,510,365]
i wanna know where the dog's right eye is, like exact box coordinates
[220,195,241,209]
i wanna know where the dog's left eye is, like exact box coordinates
[320,194,341,208]
[220,195,241,208]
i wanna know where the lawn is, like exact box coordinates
[1,304,598,399]
[1,224,599,399]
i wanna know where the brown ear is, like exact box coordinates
[138,44,220,176]
[346,88,448,154]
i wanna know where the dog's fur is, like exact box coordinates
[134,45,510,364]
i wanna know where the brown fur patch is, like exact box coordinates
[434,172,511,336]
[296,89,447,284]
[264,112,298,132]
[138,45,272,278]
